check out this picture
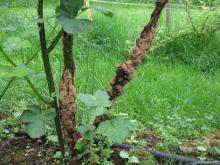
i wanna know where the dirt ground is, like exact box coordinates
[0,136,60,165]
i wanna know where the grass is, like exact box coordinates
[0,1,220,146]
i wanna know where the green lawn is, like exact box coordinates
[0,2,220,144]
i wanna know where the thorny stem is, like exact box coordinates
[37,0,65,157]
[59,31,79,159]
[108,0,169,101]
[95,0,168,125]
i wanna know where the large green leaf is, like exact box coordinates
[26,120,45,138]
[78,90,111,108]
[42,108,57,121]
[119,151,129,159]
[77,93,97,107]
[89,107,108,122]
[81,5,113,17]
[78,90,111,122]
[21,105,42,122]
[78,124,95,140]
[94,90,111,107]
[57,16,94,34]
[96,117,136,143]
[90,107,108,118]
[56,0,84,18]
[56,0,94,34]
[128,156,140,164]
[21,106,56,138]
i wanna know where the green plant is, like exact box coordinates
[76,90,136,164]
[0,0,114,159]
[21,105,56,138]
[119,150,158,165]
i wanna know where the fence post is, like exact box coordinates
[166,0,171,31]
[85,0,92,21]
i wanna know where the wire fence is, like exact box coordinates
[91,0,220,13]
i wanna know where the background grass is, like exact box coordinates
[0,1,220,146]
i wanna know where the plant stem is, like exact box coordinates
[108,0,169,101]
[48,29,63,54]
[26,29,63,65]
[0,28,63,101]
[24,76,50,104]
[0,46,16,66]
[0,77,16,100]
[37,0,65,157]
[59,31,79,159]
[95,0,168,125]
[25,49,40,65]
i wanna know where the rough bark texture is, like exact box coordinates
[59,32,79,160]
[108,0,168,101]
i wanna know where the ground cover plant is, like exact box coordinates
[0,0,220,164]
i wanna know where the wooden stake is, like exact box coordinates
[166,0,171,31]
[85,0,92,21]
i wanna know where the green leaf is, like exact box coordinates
[94,90,111,107]
[128,156,140,164]
[197,146,207,152]
[90,107,108,118]
[57,16,94,34]
[56,0,94,34]
[47,135,58,143]
[96,117,136,143]
[214,147,220,155]
[21,106,56,138]
[81,5,113,17]
[56,0,84,18]
[53,151,62,159]
[78,124,95,134]
[119,151,129,159]
[78,124,95,140]
[26,120,45,138]
[77,93,97,107]
[42,108,56,121]
[21,105,42,122]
